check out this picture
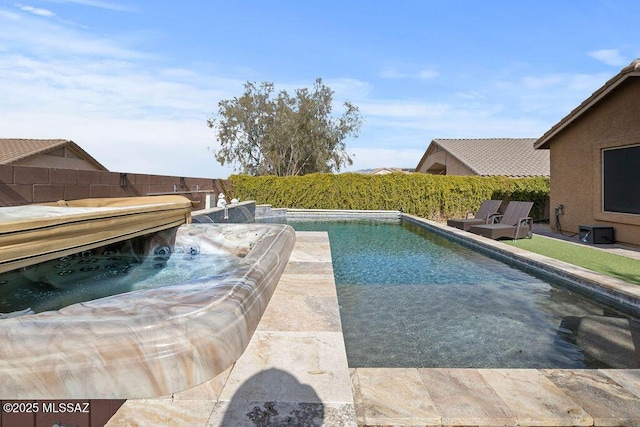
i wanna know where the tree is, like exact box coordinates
[208,78,363,176]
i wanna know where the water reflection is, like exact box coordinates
[558,316,640,368]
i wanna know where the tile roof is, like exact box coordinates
[418,138,550,177]
[535,59,640,149]
[0,139,68,164]
[0,138,107,170]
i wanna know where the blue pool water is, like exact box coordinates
[285,218,639,369]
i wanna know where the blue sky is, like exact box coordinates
[1,1,638,178]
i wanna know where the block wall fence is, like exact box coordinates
[0,164,230,209]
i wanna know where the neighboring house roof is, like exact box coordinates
[371,167,413,175]
[0,138,108,170]
[417,138,550,177]
[535,59,640,149]
[353,167,414,174]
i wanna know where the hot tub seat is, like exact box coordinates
[0,223,295,399]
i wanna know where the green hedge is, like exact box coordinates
[229,173,550,221]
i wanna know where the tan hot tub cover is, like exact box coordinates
[0,196,195,274]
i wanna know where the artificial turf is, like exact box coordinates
[505,236,640,285]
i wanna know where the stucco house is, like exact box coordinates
[0,139,107,171]
[415,138,550,177]
[535,59,640,247]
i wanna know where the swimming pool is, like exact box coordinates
[282,218,639,369]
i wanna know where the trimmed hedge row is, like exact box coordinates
[228,173,550,221]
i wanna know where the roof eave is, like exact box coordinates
[535,60,640,149]
[65,140,109,171]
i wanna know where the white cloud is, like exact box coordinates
[567,72,612,91]
[453,90,486,101]
[15,4,56,17]
[359,101,450,119]
[323,77,373,100]
[588,49,628,67]
[0,10,152,59]
[0,9,21,20]
[378,68,405,79]
[378,67,439,81]
[42,0,133,12]
[491,70,610,119]
[416,69,439,80]
[521,74,564,90]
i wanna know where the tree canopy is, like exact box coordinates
[208,78,363,176]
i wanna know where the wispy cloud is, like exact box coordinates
[521,74,565,90]
[416,69,439,80]
[587,49,629,67]
[15,4,56,17]
[378,67,439,81]
[42,0,133,12]
[378,67,406,79]
[324,78,372,100]
[0,9,152,59]
[360,101,450,119]
[0,53,238,118]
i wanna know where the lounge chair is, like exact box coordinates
[469,201,534,240]
[446,200,502,231]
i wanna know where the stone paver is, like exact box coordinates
[600,369,640,398]
[105,400,217,426]
[354,368,440,426]
[543,369,640,426]
[479,369,592,426]
[419,368,516,426]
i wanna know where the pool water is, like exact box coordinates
[0,235,241,316]
[286,219,639,369]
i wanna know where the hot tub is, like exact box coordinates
[0,222,295,399]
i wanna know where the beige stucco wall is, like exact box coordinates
[418,150,476,176]
[548,78,640,246]
[15,154,102,171]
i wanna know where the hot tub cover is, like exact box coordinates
[0,196,194,274]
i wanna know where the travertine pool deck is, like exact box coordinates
[106,231,357,426]
[107,226,640,426]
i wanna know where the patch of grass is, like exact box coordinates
[505,237,640,285]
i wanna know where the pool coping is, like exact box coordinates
[401,214,640,317]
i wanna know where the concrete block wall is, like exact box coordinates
[0,164,229,209]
